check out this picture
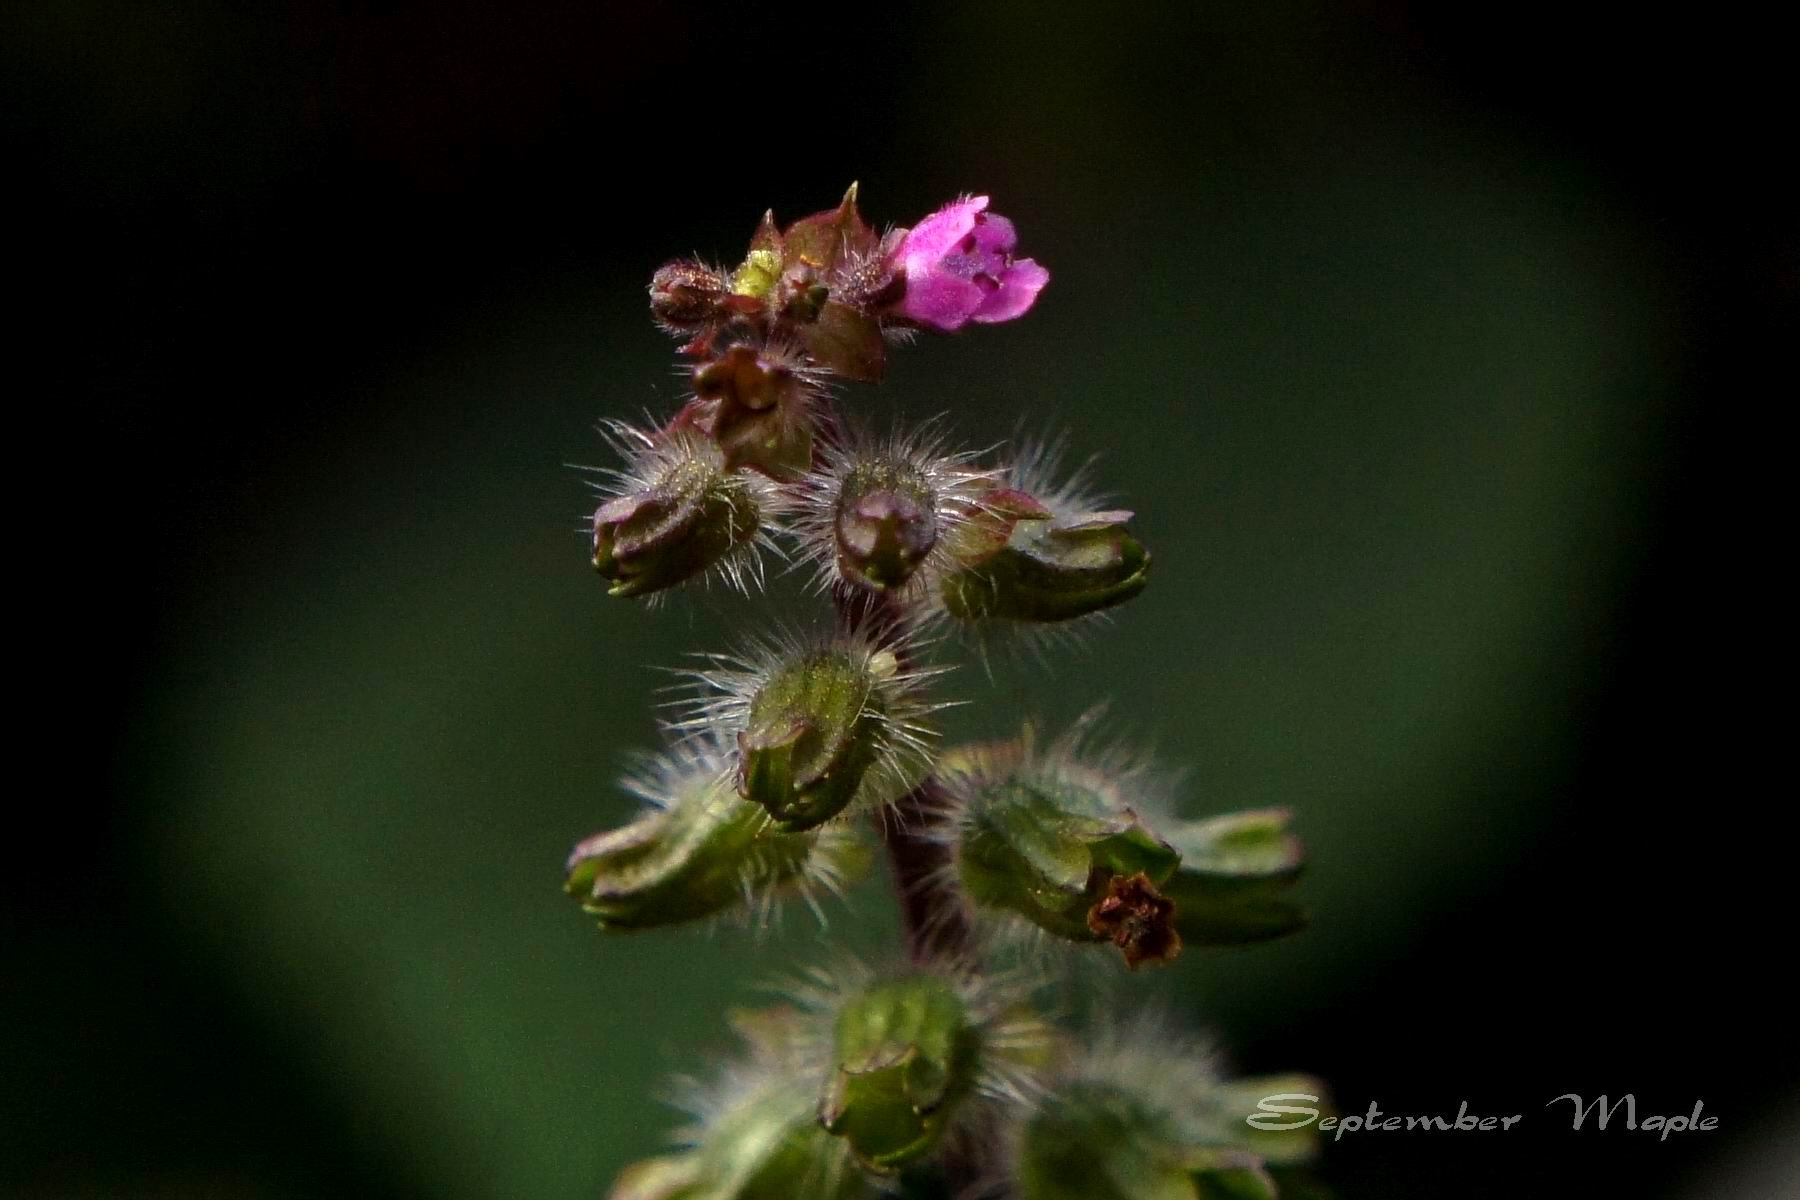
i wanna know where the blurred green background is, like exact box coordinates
[9,1,1791,1196]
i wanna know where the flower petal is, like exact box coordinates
[899,272,989,331]
[969,211,1017,255]
[971,258,1049,324]
[896,195,989,269]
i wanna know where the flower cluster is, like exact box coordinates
[562,188,1325,1199]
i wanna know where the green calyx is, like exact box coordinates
[1019,1081,1304,1200]
[1159,809,1307,947]
[611,1082,864,1200]
[955,760,1181,961]
[819,974,980,1172]
[1020,1080,1198,1200]
[737,648,897,831]
[565,773,858,930]
[940,507,1151,624]
[593,455,763,597]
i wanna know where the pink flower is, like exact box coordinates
[891,196,1049,331]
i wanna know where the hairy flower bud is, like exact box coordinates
[818,973,979,1170]
[1009,1020,1325,1200]
[565,734,868,931]
[785,960,1054,1176]
[938,499,1150,624]
[940,726,1182,968]
[936,441,1150,629]
[650,260,730,334]
[711,185,892,381]
[796,429,995,597]
[590,425,782,598]
[612,1010,867,1200]
[838,488,935,590]
[673,629,944,832]
[1159,809,1307,947]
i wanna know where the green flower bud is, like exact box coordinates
[676,631,942,832]
[686,1086,863,1200]
[819,974,980,1171]
[592,427,779,598]
[565,735,868,930]
[612,1076,866,1200]
[1014,1023,1324,1200]
[1019,1078,1217,1200]
[730,211,784,302]
[942,730,1182,967]
[939,502,1150,624]
[736,648,893,831]
[1159,809,1307,947]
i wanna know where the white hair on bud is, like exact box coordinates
[921,428,1130,662]
[663,622,953,822]
[575,417,792,603]
[1002,429,1117,526]
[925,709,1181,964]
[657,1006,861,1200]
[608,727,870,937]
[788,417,1000,605]
[772,953,1058,1166]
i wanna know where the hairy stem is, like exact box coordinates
[831,584,972,964]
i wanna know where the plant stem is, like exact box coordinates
[831,585,972,964]
[834,584,982,1197]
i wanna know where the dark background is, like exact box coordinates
[7,1,1793,1197]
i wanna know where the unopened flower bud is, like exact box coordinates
[674,630,943,832]
[649,259,729,333]
[818,973,979,1171]
[730,211,785,302]
[943,730,1182,968]
[565,735,867,930]
[1159,809,1307,947]
[591,428,780,598]
[888,195,1049,332]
